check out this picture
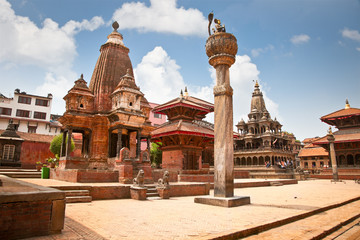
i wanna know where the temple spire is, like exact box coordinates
[345,99,350,109]
[184,86,188,97]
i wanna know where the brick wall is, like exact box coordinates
[169,183,210,197]
[162,150,184,170]
[21,141,54,168]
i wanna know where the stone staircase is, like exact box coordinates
[64,190,92,203]
[53,186,92,203]
[145,185,159,198]
[0,168,41,178]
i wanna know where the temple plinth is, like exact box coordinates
[195,16,250,207]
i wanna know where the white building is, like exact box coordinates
[0,89,61,135]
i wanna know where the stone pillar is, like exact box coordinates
[65,129,72,158]
[116,129,122,158]
[209,36,237,198]
[327,132,339,181]
[147,137,150,151]
[136,130,141,158]
[60,131,67,157]
[195,20,250,207]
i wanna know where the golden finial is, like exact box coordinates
[345,99,350,109]
[184,86,188,97]
[254,80,259,88]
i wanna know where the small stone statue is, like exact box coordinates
[133,169,145,187]
[208,12,226,36]
[328,127,333,135]
[158,171,170,188]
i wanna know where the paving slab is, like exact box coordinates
[20,179,360,240]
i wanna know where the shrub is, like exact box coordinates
[50,133,75,156]
[150,142,162,168]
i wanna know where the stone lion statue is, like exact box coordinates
[158,171,170,188]
[133,169,144,187]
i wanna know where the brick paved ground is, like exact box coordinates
[23,179,360,240]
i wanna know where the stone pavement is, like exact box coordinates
[23,179,360,240]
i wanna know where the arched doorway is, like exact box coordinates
[347,155,354,166]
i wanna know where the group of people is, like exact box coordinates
[265,159,293,169]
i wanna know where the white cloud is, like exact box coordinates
[341,28,360,42]
[112,0,207,37]
[290,34,310,45]
[251,44,274,57]
[135,48,281,129]
[134,46,186,104]
[0,0,105,114]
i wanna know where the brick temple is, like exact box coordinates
[52,22,154,183]
[151,88,214,171]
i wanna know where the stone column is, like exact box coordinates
[327,132,339,181]
[60,131,67,157]
[65,129,72,158]
[136,130,141,158]
[116,129,122,158]
[207,34,237,198]
[195,27,250,207]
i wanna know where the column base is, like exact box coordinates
[194,195,250,208]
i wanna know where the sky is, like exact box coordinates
[0,0,359,142]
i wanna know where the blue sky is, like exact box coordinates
[0,0,359,141]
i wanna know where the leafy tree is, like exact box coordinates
[150,142,162,168]
[50,133,75,156]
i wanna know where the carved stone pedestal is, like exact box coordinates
[130,187,147,200]
[157,187,170,199]
[194,195,250,208]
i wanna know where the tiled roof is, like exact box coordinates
[321,107,360,120]
[153,96,214,114]
[151,120,214,139]
[298,147,328,157]
[0,130,55,143]
[313,128,360,145]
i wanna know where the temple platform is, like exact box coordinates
[17,179,360,240]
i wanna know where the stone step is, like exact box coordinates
[64,190,90,197]
[146,188,157,194]
[269,181,283,186]
[66,196,92,203]
[1,172,41,178]
[146,192,160,197]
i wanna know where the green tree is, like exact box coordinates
[50,133,75,156]
[150,142,162,168]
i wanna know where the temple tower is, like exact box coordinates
[89,22,134,113]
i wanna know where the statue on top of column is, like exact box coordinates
[208,12,226,36]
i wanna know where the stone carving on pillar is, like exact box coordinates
[195,13,250,207]
[327,127,342,183]
[119,147,130,163]
[140,150,150,163]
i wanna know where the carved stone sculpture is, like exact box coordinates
[133,169,145,187]
[158,171,170,188]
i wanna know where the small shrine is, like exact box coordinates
[53,22,154,183]
[151,88,214,171]
[313,100,360,167]
[0,119,24,167]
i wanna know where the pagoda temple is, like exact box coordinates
[151,88,214,171]
[53,22,154,183]
[313,100,360,167]
[234,81,301,166]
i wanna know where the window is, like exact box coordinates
[34,111,46,120]
[28,126,37,133]
[0,107,12,116]
[153,113,162,119]
[18,96,31,104]
[3,144,15,160]
[16,109,30,118]
[35,98,48,106]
